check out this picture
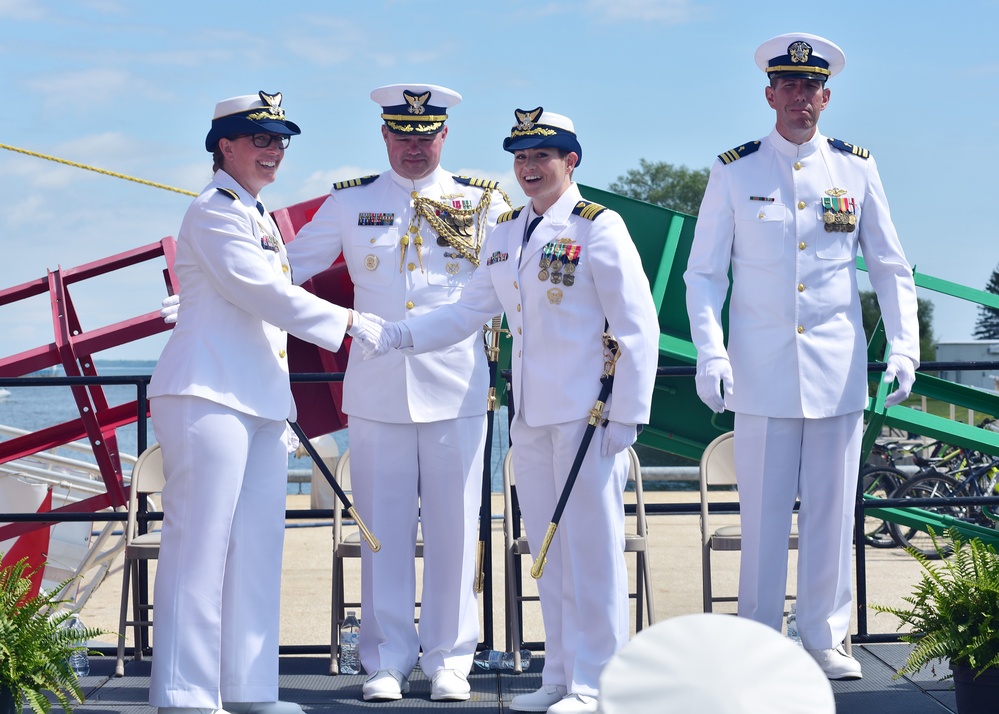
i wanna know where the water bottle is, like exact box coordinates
[785,602,801,646]
[66,614,90,676]
[339,611,361,675]
[472,649,532,671]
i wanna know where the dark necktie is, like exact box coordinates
[520,216,542,266]
[256,201,266,216]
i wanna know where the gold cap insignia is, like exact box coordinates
[404,90,431,116]
[515,107,542,131]
[788,41,812,64]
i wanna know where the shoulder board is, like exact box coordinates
[718,141,762,165]
[571,200,607,221]
[333,175,379,190]
[827,137,870,159]
[215,187,239,201]
[453,175,499,190]
[497,207,524,224]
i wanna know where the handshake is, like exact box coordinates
[160,294,402,359]
[346,312,405,358]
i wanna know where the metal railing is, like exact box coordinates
[3,361,999,652]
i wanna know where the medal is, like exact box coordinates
[563,274,575,287]
[539,269,549,281]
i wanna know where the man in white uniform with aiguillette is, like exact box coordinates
[285,84,510,702]
[684,32,920,680]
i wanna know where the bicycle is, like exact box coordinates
[887,450,999,558]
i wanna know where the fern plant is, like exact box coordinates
[871,527,999,679]
[0,555,109,714]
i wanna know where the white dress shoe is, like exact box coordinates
[510,684,568,712]
[361,669,409,701]
[548,693,598,714]
[222,702,303,714]
[430,669,471,701]
[806,646,863,680]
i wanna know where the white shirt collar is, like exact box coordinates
[769,127,825,159]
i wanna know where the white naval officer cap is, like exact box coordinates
[502,108,583,167]
[598,614,835,714]
[370,83,462,135]
[755,32,846,81]
[204,90,301,152]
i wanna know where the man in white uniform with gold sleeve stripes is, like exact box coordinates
[684,33,920,680]
[284,84,510,702]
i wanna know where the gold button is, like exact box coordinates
[411,191,419,199]
[518,350,522,358]
[282,264,289,272]
[758,212,765,219]
[406,300,415,309]
[513,281,519,289]
[517,304,522,312]
[799,242,807,250]
[407,262,416,271]
[517,327,522,334]
[797,201,806,210]
[797,326,805,334]
[798,283,805,292]
[278,349,286,358]
[794,161,802,170]
[370,238,376,244]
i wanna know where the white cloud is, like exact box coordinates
[586,0,708,23]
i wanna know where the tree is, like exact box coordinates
[973,263,999,339]
[608,159,709,216]
[860,290,936,362]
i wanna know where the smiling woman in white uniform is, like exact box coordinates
[368,109,659,714]
[147,92,368,714]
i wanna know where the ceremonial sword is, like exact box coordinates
[288,420,380,552]
[531,334,621,579]
[475,315,506,592]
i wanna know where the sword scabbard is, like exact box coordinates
[349,506,381,552]
[531,522,558,579]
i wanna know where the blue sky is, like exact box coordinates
[1,0,997,361]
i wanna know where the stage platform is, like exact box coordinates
[70,645,959,714]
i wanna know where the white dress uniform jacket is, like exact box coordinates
[684,128,919,417]
[149,170,349,418]
[402,183,658,696]
[403,183,659,427]
[286,167,510,423]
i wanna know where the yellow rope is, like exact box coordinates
[0,142,198,197]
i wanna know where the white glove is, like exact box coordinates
[883,354,916,408]
[160,294,180,324]
[346,311,386,357]
[368,322,403,359]
[601,421,638,456]
[695,357,733,414]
